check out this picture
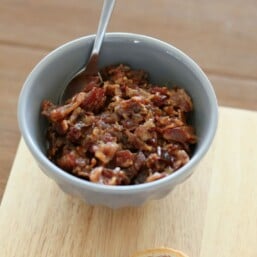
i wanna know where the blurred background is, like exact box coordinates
[0,0,257,200]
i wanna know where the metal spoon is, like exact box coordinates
[59,0,115,104]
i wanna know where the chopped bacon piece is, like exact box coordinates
[42,92,87,122]
[90,167,128,185]
[162,125,197,144]
[56,151,77,171]
[115,150,134,168]
[93,142,120,164]
[134,119,156,142]
[80,87,106,112]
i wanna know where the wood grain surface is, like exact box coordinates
[0,0,257,201]
[0,107,257,257]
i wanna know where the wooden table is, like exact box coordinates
[1,0,257,200]
[0,107,257,257]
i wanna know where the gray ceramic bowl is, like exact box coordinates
[18,33,218,208]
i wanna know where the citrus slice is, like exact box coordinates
[130,247,188,257]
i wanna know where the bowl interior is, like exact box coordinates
[19,33,217,183]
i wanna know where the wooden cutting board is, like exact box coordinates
[0,107,257,257]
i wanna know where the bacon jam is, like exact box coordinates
[41,64,197,185]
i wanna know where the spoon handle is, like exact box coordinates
[91,0,116,56]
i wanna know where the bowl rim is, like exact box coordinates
[18,32,218,194]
